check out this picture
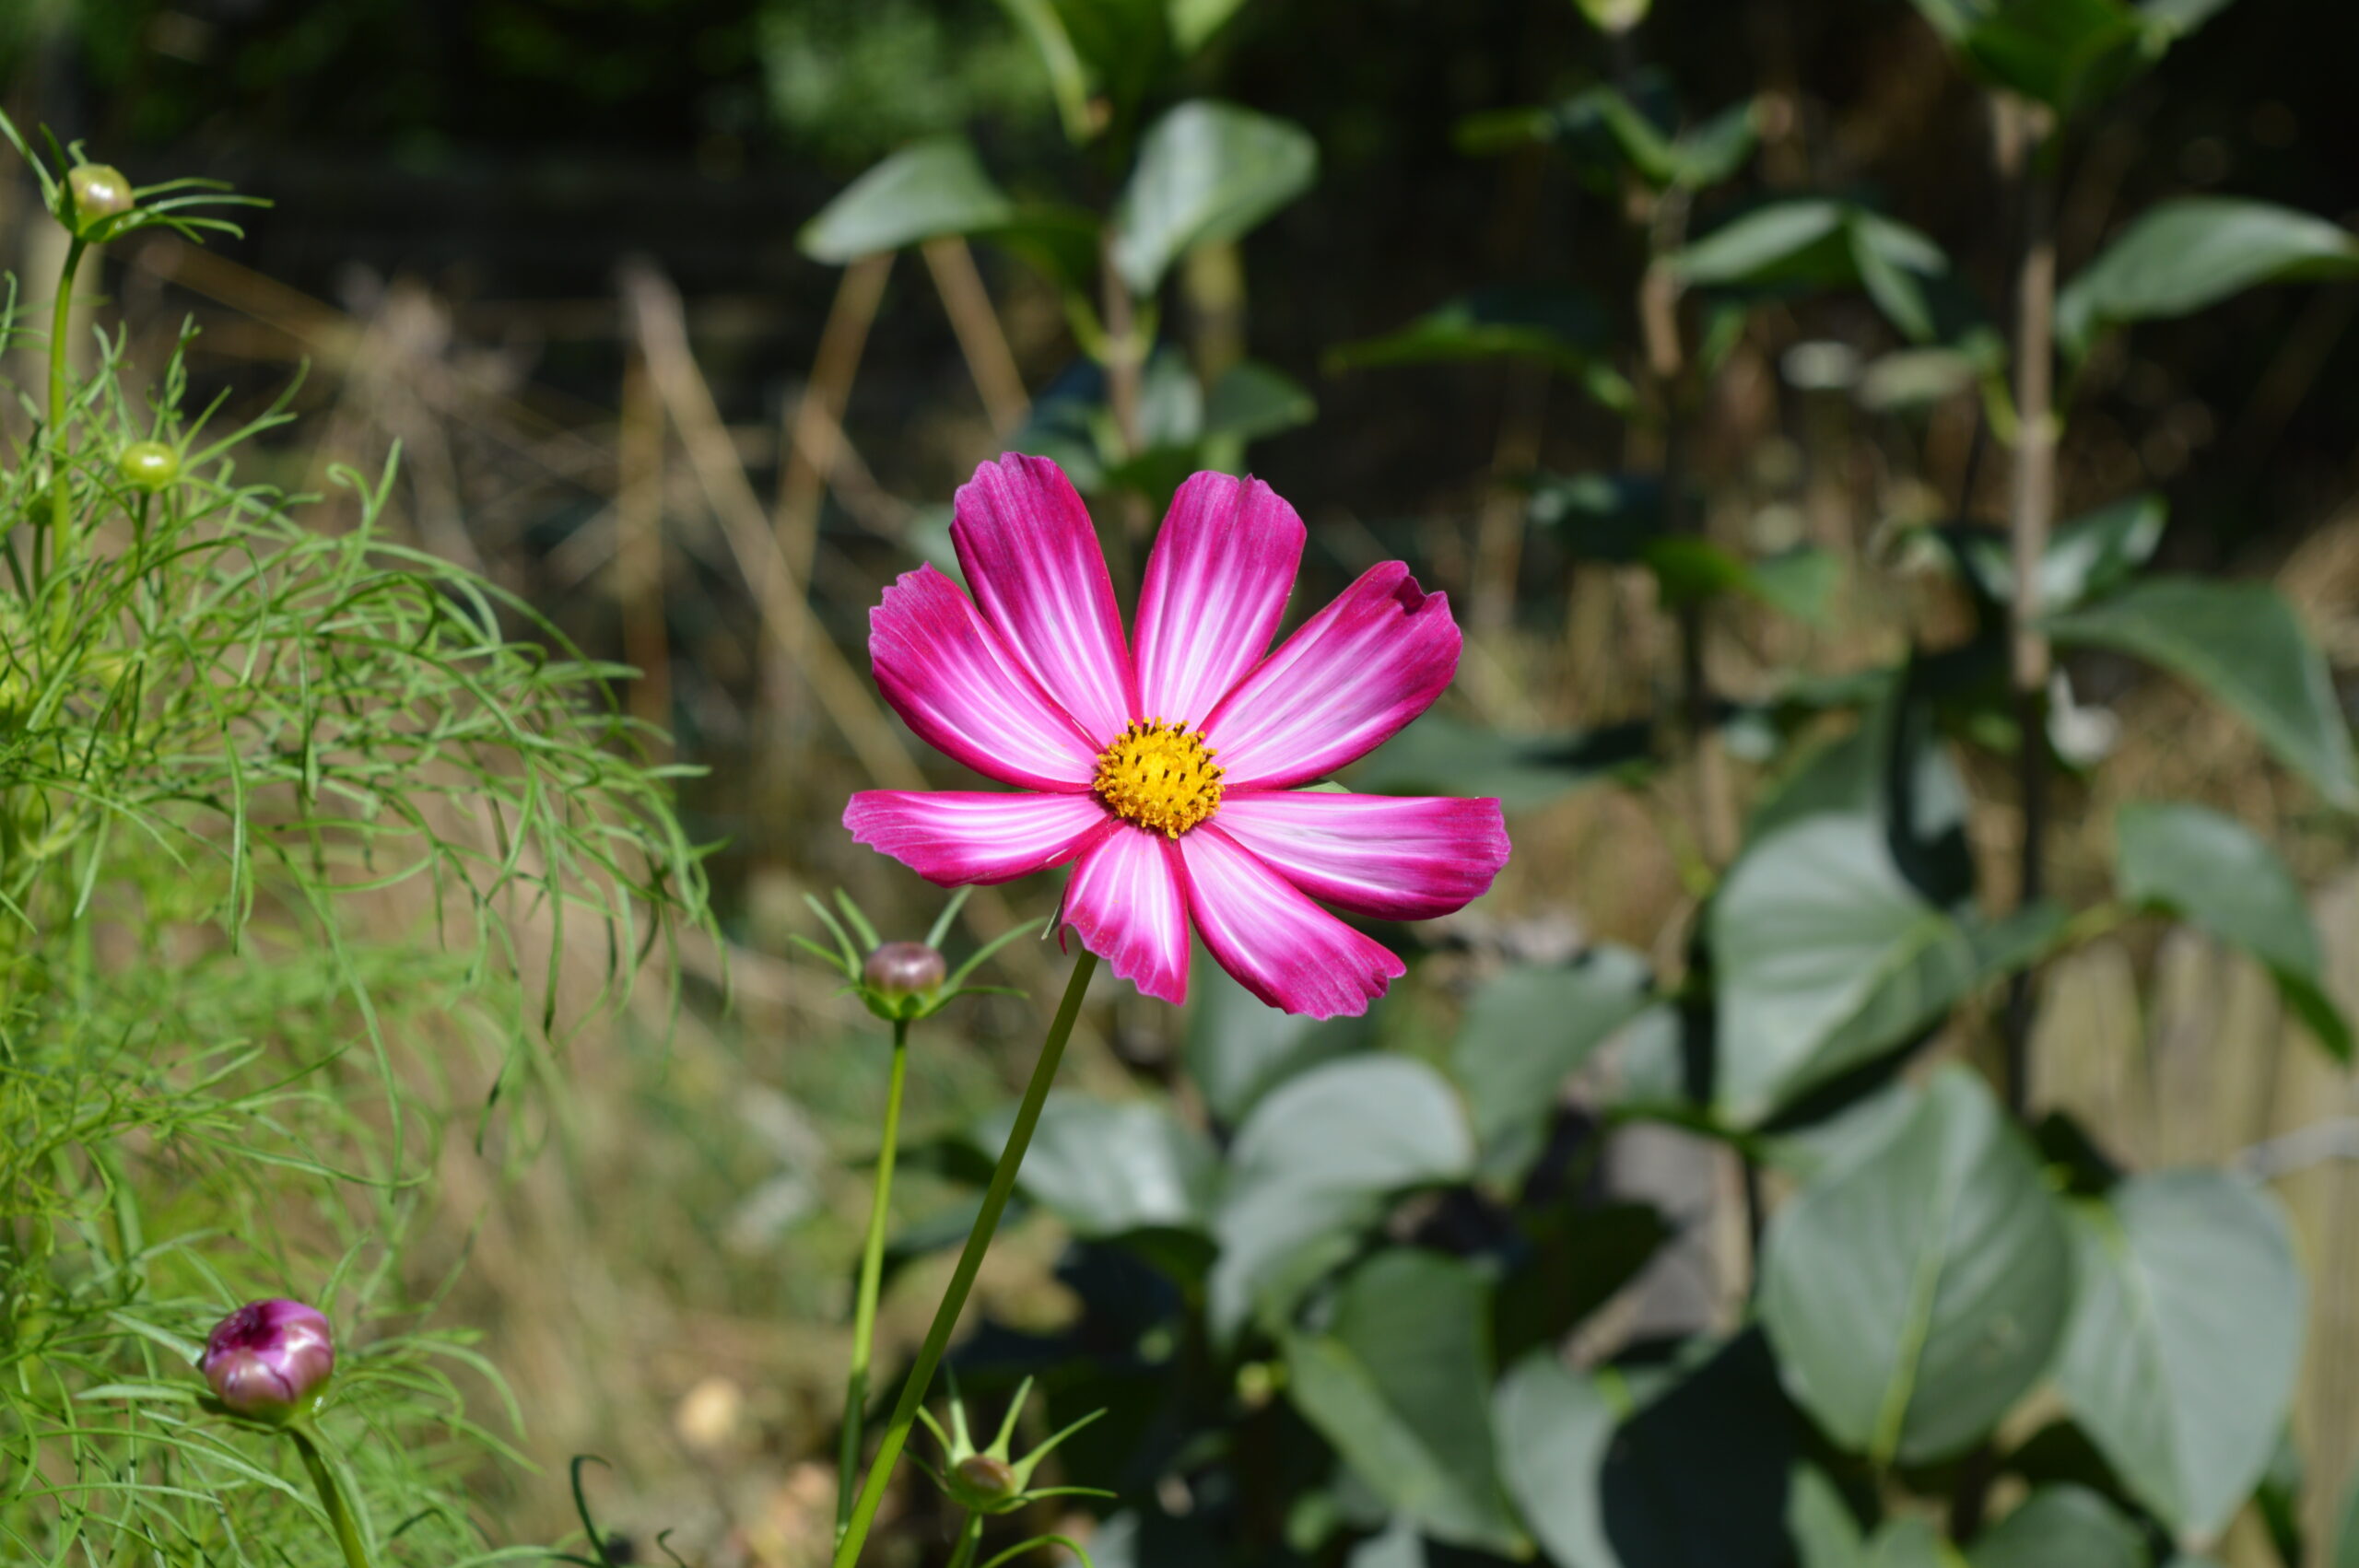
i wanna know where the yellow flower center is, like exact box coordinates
[1094,719,1224,838]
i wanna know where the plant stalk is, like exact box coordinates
[831,951,1099,1568]
[44,235,87,583]
[289,1425,374,1568]
[2001,99,2058,1119]
[837,1016,913,1537]
[945,1511,984,1568]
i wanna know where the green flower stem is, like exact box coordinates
[44,234,87,583]
[837,1015,912,1537]
[945,1512,984,1568]
[830,950,1098,1568]
[288,1424,374,1568]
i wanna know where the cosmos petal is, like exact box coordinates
[869,565,1100,790]
[845,791,1112,885]
[1133,472,1306,728]
[1061,825,1190,1007]
[1178,826,1405,1020]
[1203,563,1461,789]
[1214,791,1510,920]
[954,453,1137,746]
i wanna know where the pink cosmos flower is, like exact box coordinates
[844,454,1510,1019]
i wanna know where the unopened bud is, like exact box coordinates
[955,1453,1017,1499]
[200,1299,334,1422]
[118,441,179,492]
[863,942,945,999]
[67,165,135,231]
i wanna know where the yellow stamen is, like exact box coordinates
[1093,719,1224,838]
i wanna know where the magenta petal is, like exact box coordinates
[1203,563,1461,789]
[1179,827,1406,1019]
[870,565,1100,790]
[953,454,1137,746]
[1133,473,1306,727]
[1215,792,1510,920]
[1061,825,1190,1006]
[845,791,1111,885]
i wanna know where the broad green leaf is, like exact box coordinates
[1526,471,1667,561]
[1790,1466,1870,1568]
[1599,1333,1796,1568]
[1497,1336,1792,1568]
[1202,360,1315,441]
[1494,1354,1618,1568]
[1348,711,1657,811]
[1284,1251,1526,1554]
[1492,1199,1672,1364]
[1760,1067,2073,1463]
[2115,801,2350,1058]
[1110,99,1317,296]
[2053,1169,2305,1539]
[1956,0,2145,112]
[1209,1056,1474,1337]
[2058,198,2359,356]
[1673,202,1955,345]
[1328,287,1636,412]
[982,1093,1217,1236]
[1952,494,2165,614]
[800,137,1015,263]
[1451,948,1653,1176]
[1184,957,1370,1124]
[1866,1520,1950,1568]
[1967,1486,2148,1568]
[1712,815,1978,1123]
[2048,577,2359,810]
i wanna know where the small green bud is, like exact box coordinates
[117,441,180,493]
[863,941,945,1000]
[954,1454,1017,1500]
[67,165,135,233]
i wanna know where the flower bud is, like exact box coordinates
[117,441,180,493]
[200,1299,334,1422]
[67,165,135,231]
[954,1453,1017,1500]
[863,942,945,1000]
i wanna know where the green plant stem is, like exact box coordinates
[44,235,86,583]
[831,951,1098,1568]
[837,1016,912,1538]
[945,1511,984,1568]
[288,1425,373,1568]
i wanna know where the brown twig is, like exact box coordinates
[778,252,894,595]
[617,347,670,744]
[921,237,1029,436]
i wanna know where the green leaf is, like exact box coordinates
[1348,711,1657,812]
[1526,471,1667,561]
[800,137,1015,263]
[1284,1250,1527,1554]
[1866,1521,1950,1568]
[1790,1466,1870,1568]
[2058,198,2359,356]
[1184,956,1373,1124]
[2334,1460,2359,1568]
[2048,577,2359,810]
[1110,99,1317,296]
[1492,1200,1672,1365]
[1951,494,2165,614]
[1966,1486,2148,1568]
[981,1093,1218,1237]
[1957,0,2146,113]
[2140,0,2235,40]
[2115,802,2350,1058]
[1712,815,1979,1123]
[2053,1169,2306,1539]
[1496,1335,1793,1568]
[1210,1056,1474,1338]
[1672,202,1956,345]
[1168,0,1254,52]
[1494,1355,1619,1568]
[1327,287,1637,412]
[1451,948,1653,1176]
[1202,360,1316,441]
[1759,1067,2073,1463]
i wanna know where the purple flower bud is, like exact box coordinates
[863,942,945,1000]
[200,1299,334,1422]
[67,164,135,228]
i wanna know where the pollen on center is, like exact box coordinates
[1094,719,1224,838]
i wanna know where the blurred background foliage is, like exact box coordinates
[7,1,2359,1566]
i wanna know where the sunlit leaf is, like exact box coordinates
[2058,198,2359,356]
[1966,1486,2148,1568]
[800,137,1015,262]
[1110,99,1317,296]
